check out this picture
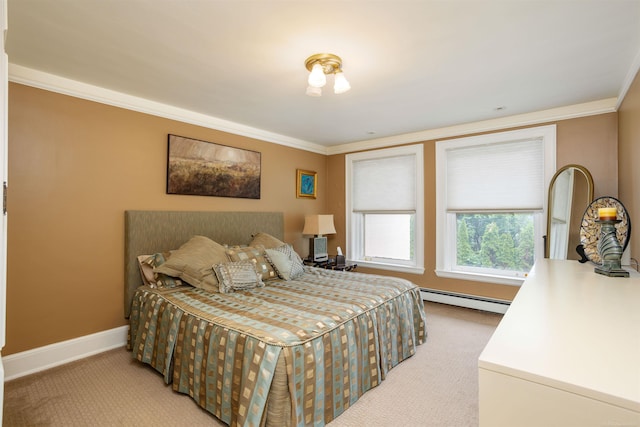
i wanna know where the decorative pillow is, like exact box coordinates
[226,245,278,281]
[137,252,182,289]
[153,235,227,293]
[213,261,264,293]
[265,244,305,280]
[137,255,158,287]
[250,232,286,250]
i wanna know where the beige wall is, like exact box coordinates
[619,71,640,263]
[327,114,619,301]
[6,78,630,355]
[6,83,328,355]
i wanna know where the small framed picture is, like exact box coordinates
[296,169,317,199]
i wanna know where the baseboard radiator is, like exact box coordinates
[420,288,510,314]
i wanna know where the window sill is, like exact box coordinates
[354,260,425,275]
[434,269,525,286]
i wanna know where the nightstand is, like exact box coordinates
[304,257,357,271]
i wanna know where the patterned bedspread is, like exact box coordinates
[128,267,427,426]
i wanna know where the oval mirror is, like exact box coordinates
[546,164,594,260]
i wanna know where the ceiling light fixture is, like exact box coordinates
[305,53,351,97]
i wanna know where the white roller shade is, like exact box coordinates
[446,138,543,211]
[353,154,416,212]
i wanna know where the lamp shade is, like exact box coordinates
[302,214,336,236]
[306,85,322,97]
[308,63,327,88]
[333,71,351,94]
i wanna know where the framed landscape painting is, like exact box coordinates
[167,134,261,199]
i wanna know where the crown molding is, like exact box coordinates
[326,97,618,155]
[8,64,328,155]
[9,64,620,158]
[616,48,640,110]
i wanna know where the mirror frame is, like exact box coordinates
[545,164,594,258]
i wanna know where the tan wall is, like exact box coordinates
[6,83,328,355]
[6,79,628,355]
[618,71,640,264]
[556,114,619,198]
[327,114,619,301]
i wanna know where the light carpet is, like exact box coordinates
[3,302,502,426]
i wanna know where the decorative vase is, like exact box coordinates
[594,219,629,277]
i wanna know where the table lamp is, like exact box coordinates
[302,214,336,262]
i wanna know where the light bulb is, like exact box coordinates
[333,71,351,94]
[306,85,322,97]
[308,63,327,88]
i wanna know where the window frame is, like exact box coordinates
[346,144,425,275]
[435,125,556,285]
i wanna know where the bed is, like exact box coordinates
[125,210,427,426]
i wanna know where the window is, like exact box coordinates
[435,125,556,285]
[346,144,424,274]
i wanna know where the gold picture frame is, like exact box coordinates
[296,169,317,199]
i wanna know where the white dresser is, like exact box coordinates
[479,259,640,427]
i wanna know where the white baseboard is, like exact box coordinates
[2,325,128,381]
[421,288,510,314]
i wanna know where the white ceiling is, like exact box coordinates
[6,1,640,150]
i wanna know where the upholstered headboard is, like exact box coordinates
[124,210,284,318]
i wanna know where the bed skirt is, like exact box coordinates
[128,268,427,426]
